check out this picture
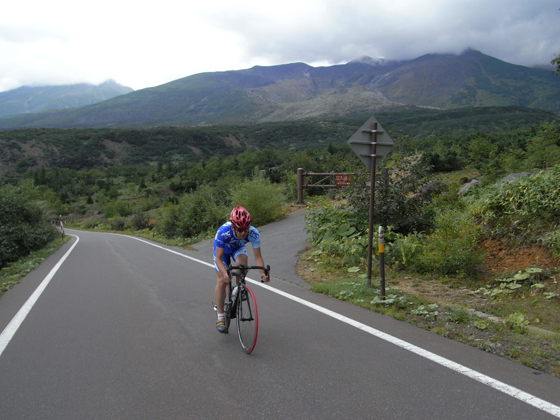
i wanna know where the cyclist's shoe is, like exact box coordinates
[216,319,228,334]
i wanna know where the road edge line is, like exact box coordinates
[0,235,80,358]
[129,233,560,418]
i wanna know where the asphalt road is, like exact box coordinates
[1,210,559,419]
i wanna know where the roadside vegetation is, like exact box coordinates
[0,108,559,376]
[300,122,560,377]
[0,191,59,270]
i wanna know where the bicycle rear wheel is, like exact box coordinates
[236,286,258,354]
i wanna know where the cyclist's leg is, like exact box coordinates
[214,251,232,333]
[213,252,229,314]
[233,247,249,277]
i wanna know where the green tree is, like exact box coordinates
[230,176,287,226]
[0,188,57,268]
[158,184,229,239]
[104,200,134,218]
[552,54,560,75]
[525,124,560,169]
[346,153,435,235]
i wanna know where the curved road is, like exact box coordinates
[1,210,559,419]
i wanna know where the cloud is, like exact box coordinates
[211,0,560,66]
[1,0,558,92]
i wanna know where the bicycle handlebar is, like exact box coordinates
[227,264,271,281]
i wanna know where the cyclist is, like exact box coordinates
[213,205,269,333]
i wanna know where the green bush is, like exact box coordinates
[305,204,368,267]
[0,189,57,268]
[110,218,126,231]
[470,165,560,243]
[524,124,560,169]
[230,176,286,226]
[413,210,483,276]
[385,231,424,270]
[387,211,482,276]
[158,184,229,239]
[130,212,152,231]
[539,230,560,260]
[104,200,134,218]
[346,153,436,235]
[305,204,363,244]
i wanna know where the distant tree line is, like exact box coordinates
[0,108,558,271]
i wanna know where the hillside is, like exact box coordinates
[0,80,134,118]
[0,50,558,130]
[0,106,556,178]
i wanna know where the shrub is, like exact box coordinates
[158,184,229,239]
[305,204,368,267]
[305,204,361,244]
[0,189,57,268]
[130,212,152,231]
[104,200,134,218]
[413,210,483,276]
[386,211,482,276]
[470,165,560,243]
[524,124,560,170]
[385,231,424,270]
[346,153,436,235]
[539,230,560,260]
[230,176,286,226]
[110,218,126,231]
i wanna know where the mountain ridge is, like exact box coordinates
[0,80,134,118]
[0,49,558,129]
[0,105,556,178]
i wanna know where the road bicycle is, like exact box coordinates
[216,264,270,354]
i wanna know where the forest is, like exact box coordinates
[2,105,560,374]
[1,105,559,274]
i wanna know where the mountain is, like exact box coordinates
[0,50,558,129]
[0,80,133,117]
[0,106,555,178]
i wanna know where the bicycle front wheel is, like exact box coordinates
[236,286,258,354]
[224,284,232,332]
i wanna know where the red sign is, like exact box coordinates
[335,174,352,187]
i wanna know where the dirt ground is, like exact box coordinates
[296,240,560,376]
[297,237,559,308]
[392,240,560,308]
[479,239,559,275]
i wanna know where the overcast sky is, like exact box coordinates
[1,0,559,93]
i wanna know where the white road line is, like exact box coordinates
[0,235,80,358]
[129,235,560,418]
[255,283,560,417]
[3,232,560,418]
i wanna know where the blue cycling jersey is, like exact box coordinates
[213,222,261,256]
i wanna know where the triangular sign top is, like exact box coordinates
[347,115,394,170]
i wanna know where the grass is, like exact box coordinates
[468,268,560,333]
[299,247,560,378]
[4,212,560,378]
[0,235,70,297]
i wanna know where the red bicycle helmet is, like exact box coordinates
[229,205,252,229]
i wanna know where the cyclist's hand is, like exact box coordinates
[261,272,270,283]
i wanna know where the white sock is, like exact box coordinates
[218,313,225,320]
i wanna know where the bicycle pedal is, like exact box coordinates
[212,303,217,311]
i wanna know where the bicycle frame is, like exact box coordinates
[224,264,270,354]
